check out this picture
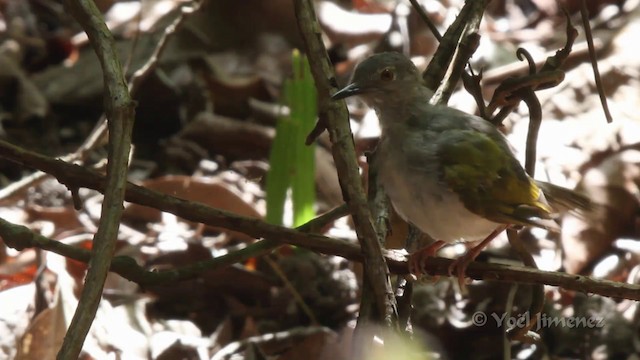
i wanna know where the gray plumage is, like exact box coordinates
[332,52,589,243]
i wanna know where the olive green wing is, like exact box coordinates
[436,129,559,231]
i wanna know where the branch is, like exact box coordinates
[430,32,481,106]
[58,1,135,358]
[292,0,398,325]
[579,0,612,123]
[487,12,577,122]
[408,0,442,42]
[1,140,639,301]
[2,214,639,301]
[422,0,488,91]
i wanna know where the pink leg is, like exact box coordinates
[448,225,508,289]
[408,240,447,276]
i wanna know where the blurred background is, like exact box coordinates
[0,0,639,359]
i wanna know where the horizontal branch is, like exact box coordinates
[1,139,639,300]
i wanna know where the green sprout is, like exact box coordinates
[265,50,317,227]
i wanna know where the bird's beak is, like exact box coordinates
[331,83,363,100]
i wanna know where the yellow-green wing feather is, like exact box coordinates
[437,129,556,229]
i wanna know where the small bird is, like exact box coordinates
[332,52,590,287]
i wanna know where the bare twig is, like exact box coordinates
[422,0,488,91]
[523,89,542,174]
[579,0,612,123]
[487,13,576,123]
[515,48,543,175]
[361,151,392,326]
[407,0,442,41]
[58,0,135,358]
[505,230,543,343]
[481,41,600,85]
[430,32,481,106]
[540,10,578,73]
[129,2,200,94]
[503,48,545,344]
[296,204,349,233]
[2,213,640,301]
[1,139,639,299]
[365,152,390,248]
[462,67,488,119]
[292,0,398,326]
[410,0,487,111]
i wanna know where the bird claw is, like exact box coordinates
[445,226,507,291]
[408,240,446,277]
[447,256,472,292]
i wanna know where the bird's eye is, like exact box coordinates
[380,68,395,81]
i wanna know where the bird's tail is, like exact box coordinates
[535,180,593,214]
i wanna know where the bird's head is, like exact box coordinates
[332,52,424,108]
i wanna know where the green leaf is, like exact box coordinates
[265,50,317,227]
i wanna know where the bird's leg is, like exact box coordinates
[408,240,447,276]
[448,225,508,289]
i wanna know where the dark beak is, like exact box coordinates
[331,83,363,100]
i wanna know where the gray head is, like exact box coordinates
[332,52,423,108]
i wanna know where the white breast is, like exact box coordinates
[376,139,499,243]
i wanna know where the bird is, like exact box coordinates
[331,52,590,288]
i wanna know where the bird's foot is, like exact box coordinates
[408,240,446,279]
[446,225,508,291]
[447,254,474,292]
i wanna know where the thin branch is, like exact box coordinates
[579,0,612,123]
[292,0,398,325]
[513,48,543,176]
[411,256,640,301]
[2,214,640,301]
[523,89,542,175]
[462,67,488,119]
[410,0,487,109]
[58,0,135,358]
[482,41,600,85]
[422,0,488,91]
[1,139,639,301]
[505,230,543,343]
[430,32,481,106]
[129,2,200,94]
[486,11,576,129]
[0,139,357,256]
[407,0,442,41]
[0,214,357,287]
